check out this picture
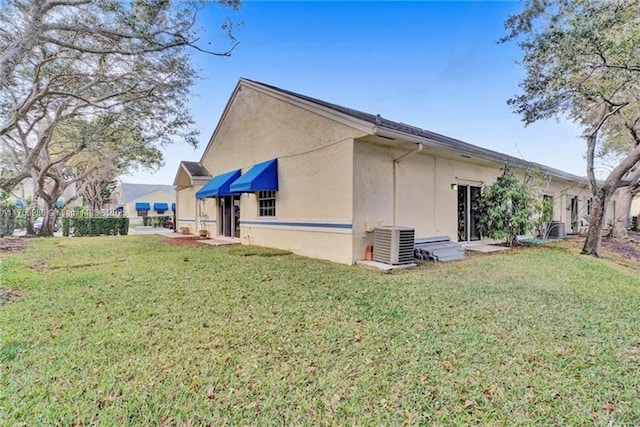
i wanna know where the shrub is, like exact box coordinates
[0,203,16,237]
[63,217,129,237]
[477,165,536,246]
[143,216,170,227]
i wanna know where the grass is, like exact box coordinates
[1,236,639,425]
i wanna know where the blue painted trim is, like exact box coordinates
[240,220,352,229]
[202,220,217,224]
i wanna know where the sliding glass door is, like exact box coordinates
[457,185,482,242]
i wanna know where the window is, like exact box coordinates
[587,198,593,215]
[156,209,166,215]
[137,210,148,217]
[258,191,276,217]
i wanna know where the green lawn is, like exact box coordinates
[1,236,639,425]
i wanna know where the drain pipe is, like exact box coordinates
[393,143,423,225]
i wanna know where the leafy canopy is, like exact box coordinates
[477,166,536,246]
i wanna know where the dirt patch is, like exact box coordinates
[29,259,48,271]
[0,238,26,252]
[0,288,22,305]
[602,235,640,261]
[162,236,207,247]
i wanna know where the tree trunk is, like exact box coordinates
[24,196,38,236]
[37,202,58,237]
[582,143,640,256]
[611,186,633,238]
[581,189,611,257]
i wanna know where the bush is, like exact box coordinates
[62,217,129,237]
[477,165,536,246]
[0,203,16,237]
[142,216,170,227]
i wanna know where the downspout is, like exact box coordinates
[393,143,423,225]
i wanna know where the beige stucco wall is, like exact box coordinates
[351,139,618,262]
[190,83,366,263]
[176,185,201,234]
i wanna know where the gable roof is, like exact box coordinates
[119,183,174,204]
[240,78,588,185]
[181,161,210,178]
[173,161,211,186]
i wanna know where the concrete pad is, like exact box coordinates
[357,260,417,273]
[464,244,511,253]
[197,238,240,246]
[160,232,197,239]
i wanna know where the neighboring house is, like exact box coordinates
[175,79,619,264]
[173,161,213,233]
[116,183,176,220]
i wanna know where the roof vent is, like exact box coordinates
[375,114,382,125]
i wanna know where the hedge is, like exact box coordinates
[0,203,16,237]
[62,217,129,237]
[142,215,171,227]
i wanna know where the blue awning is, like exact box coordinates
[135,202,151,211]
[154,202,169,211]
[196,169,241,199]
[15,200,24,208]
[171,203,176,212]
[230,159,278,193]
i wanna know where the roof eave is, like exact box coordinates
[374,126,588,185]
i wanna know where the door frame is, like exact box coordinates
[457,184,482,242]
[218,195,240,238]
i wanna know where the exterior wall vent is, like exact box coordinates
[373,226,415,265]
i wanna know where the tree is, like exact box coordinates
[610,167,640,238]
[503,0,640,256]
[477,166,536,247]
[80,176,118,217]
[599,108,640,238]
[31,116,163,235]
[0,0,241,234]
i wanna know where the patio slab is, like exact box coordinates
[197,238,240,246]
[158,232,197,239]
[357,260,416,273]
[464,244,511,253]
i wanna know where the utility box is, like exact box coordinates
[373,226,415,265]
[548,221,566,238]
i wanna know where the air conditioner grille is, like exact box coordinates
[373,226,415,265]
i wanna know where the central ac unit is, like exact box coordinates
[373,226,415,265]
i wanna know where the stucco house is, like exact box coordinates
[174,79,619,264]
[116,183,176,221]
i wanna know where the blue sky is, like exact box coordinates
[123,1,589,184]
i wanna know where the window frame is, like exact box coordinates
[257,190,276,217]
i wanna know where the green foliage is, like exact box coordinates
[61,217,70,237]
[62,217,129,237]
[477,166,536,246]
[0,201,16,237]
[533,197,555,238]
[142,215,170,227]
[1,236,640,424]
